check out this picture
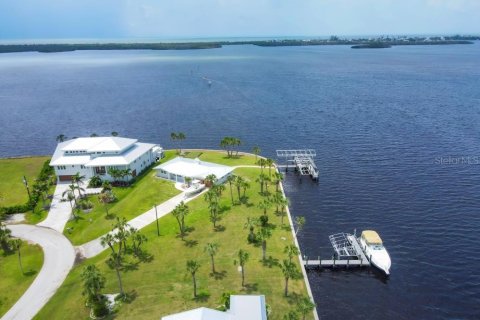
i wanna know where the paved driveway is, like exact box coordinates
[2,225,75,320]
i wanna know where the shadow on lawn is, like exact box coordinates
[242,283,258,294]
[184,239,198,247]
[211,270,227,280]
[262,256,280,268]
[23,270,38,277]
[194,291,210,302]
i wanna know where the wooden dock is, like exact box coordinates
[302,235,371,269]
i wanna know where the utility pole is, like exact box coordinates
[154,205,160,236]
[22,176,31,202]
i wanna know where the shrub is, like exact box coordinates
[88,176,102,188]
[91,297,109,318]
[259,215,269,227]
[79,199,94,210]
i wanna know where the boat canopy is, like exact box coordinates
[361,230,383,245]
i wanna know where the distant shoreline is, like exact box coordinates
[0,36,477,53]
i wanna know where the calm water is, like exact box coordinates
[1,44,480,319]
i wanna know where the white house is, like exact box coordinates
[162,295,267,320]
[50,136,161,182]
[154,157,233,184]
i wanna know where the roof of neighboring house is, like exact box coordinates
[50,138,156,167]
[161,295,267,320]
[162,307,230,320]
[154,157,233,180]
[61,137,138,153]
[229,295,267,320]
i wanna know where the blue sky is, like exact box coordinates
[0,0,478,40]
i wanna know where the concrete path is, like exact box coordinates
[2,225,76,320]
[37,183,73,233]
[77,190,205,259]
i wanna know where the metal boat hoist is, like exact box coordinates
[276,149,319,180]
[302,231,370,269]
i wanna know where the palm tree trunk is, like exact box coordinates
[115,265,124,296]
[18,249,23,274]
[236,186,241,201]
[192,274,197,297]
[229,184,234,204]
[211,255,215,273]
[241,267,245,287]
[285,277,289,297]
[262,240,266,261]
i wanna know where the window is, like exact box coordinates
[95,166,106,175]
[80,165,85,169]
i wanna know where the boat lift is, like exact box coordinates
[302,231,371,269]
[276,149,319,181]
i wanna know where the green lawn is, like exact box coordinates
[36,165,313,320]
[0,242,44,317]
[64,170,180,245]
[182,149,259,166]
[0,157,50,208]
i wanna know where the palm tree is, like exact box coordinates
[108,168,121,183]
[129,227,148,256]
[90,133,99,137]
[111,131,119,136]
[204,174,217,187]
[101,233,124,297]
[234,249,249,287]
[266,158,274,177]
[122,168,132,182]
[186,260,200,298]
[63,191,77,219]
[284,244,300,263]
[184,176,192,187]
[56,134,67,143]
[294,216,306,235]
[170,132,177,153]
[280,260,298,297]
[204,242,219,274]
[244,217,258,243]
[0,222,12,252]
[252,146,261,163]
[172,201,189,240]
[258,158,267,174]
[212,183,225,198]
[297,296,316,320]
[257,227,272,261]
[177,132,186,154]
[208,197,221,229]
[72,173,86,198]
[11,239,23,274]
[81,264,106,304]
[256,173,268,194]
[279,197,289,225]
[63,184,79,207]
[273,172,284,192]
[98,192,111,217]
[283,311,300,320]
[234,175,244,202]
[257,199,271,217]
[114,216,130,254]
[107,252,124,297]
[220,137,233,157]
[226,174,236,205]
[241,180,250,199]
[100,233,116,254]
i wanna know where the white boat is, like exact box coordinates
[359,230,391,275]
